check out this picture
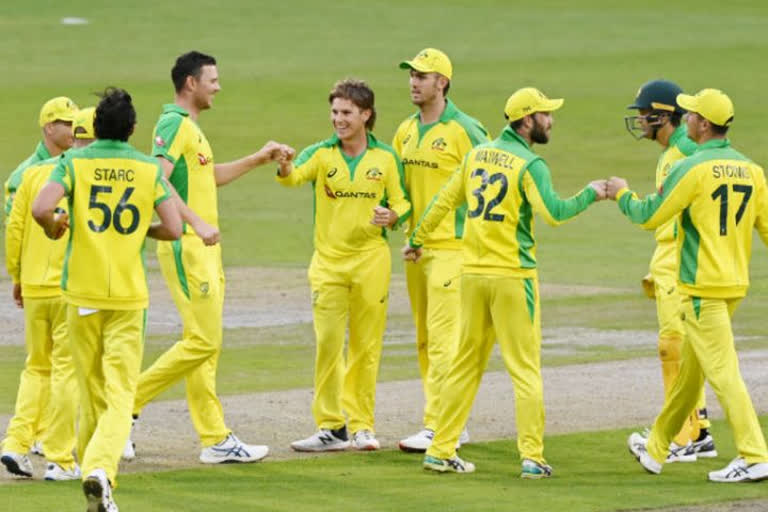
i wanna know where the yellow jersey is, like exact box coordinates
[617,138,768,299]
[5,158,67,298]
[5,141,52,217]
[392,99,489,250]
[277,132,411,259]
[151,104,217,229]
[649,125,698,277]
[410,126,596,277]
[50,140,172,310]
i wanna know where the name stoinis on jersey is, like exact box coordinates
[712,164,750,179]
[94,168,135,182]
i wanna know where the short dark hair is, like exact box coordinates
[443,80,451,97]
[711,122,730,135]
[328,78,376,131]
[94,87,136,142]
[172,51,217,93]
[507,115,525,131]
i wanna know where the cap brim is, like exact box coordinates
[676,94,698,114]
[54,113,77,122]
[399,60,441,75]
[539,98,564,112]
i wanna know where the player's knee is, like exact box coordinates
[658,336,682,362]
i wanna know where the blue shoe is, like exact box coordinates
[423,454,475,473]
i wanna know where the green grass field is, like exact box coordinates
[3,418,768,512]
[2,1,768,510]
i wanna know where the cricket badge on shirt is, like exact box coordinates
[431,137,447,151]
[365,168,382,181]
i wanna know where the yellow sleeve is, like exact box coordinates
[5,173,31,284]
[617,166,700,230]
[384,153,411,228]
[276,144,322,187]
[753,167,768,247]
[408,157,467,247]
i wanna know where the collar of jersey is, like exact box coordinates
[667,125,689,149]
[328,131,379,150]
[34,141,52,160]
[695,138,730,152]
[162,103,190,117]
[498,125,531,150]
[409,98,459,124]
[90,139,134,150]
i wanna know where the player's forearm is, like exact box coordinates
[147,222,181,241]
[215,153,266,186]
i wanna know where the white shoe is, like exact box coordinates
[351,430,380,451]
[457,428,470,448]
[666,441,697,463]
[627,432,662,474]
[83,469,119,512]
[521,459,553,479]
[199,433,269,464]
[398,429,434,453]
[291,428,351,452]
[30,441,45,457]
[1,451,33,478]
[692,433,718,458]
[44,462,81,481]
[122,439,136,461]
[708,457,768,483]
[423,454,475,473]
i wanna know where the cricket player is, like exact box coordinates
[130,51,284,463]
[0,108,97,481]
[625,79,715,460]
[2,96,77,457]
[393,48,490,452]
[32,87,182,512]
[5,96,78,218]
[280,79,411,452]
[614,88,768,482]
[404,88,606,476]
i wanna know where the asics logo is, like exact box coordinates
[212,444,251,458]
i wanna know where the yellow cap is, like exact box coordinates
[38,97,78,127]
[504,87,564,121]
[676,88,734,126]
[72,107,96,139]
[399,48,453,80]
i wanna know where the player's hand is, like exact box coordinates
[371,206,398,227]
[589,179,608,201]
[45,211,69,240]
[402,243,423,263]
[606,177,629,200]
[12,283,23,309]
[193,219,221,246]
[276,144,295,164]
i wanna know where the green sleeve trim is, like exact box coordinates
[152,114,184,163]
[453,111,490,147]
[169,156,189,203]
[154,167,172,206]
[526,159,594,221]
[294,138,334,167]
[379,143,411,229]
[49,157,73,195]
[679,207,700,285]
[618,157,696,224]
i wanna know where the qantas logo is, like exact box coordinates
[198,153,211,165]
[324,184,336,199]
[323,185,377,200]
